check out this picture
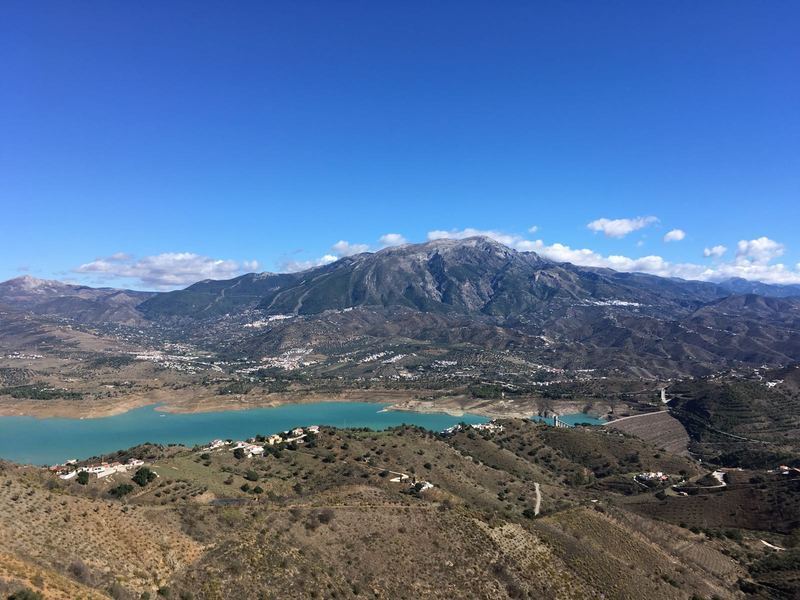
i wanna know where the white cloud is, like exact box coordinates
[587,216,658,238]
[427,227,800,285]
[736,236,784,264]
[331,240,370,256]
[75,252,260,289]
[527,239,800,283]
[379,233,407,247]
[663,229,686,242]
[281,238,373,273]
[285,229,800,285]
[280,254,338,272]
[528,225,539,234]
[703,245,727,258]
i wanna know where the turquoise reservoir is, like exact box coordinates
[531,413,607,427]
[0,402,486,465]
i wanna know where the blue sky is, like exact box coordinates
[2,1,799,289]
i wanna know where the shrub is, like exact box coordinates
[109,483,134,498]
[68,559,91,584]
[8,589,44,600]
[76,471,90,485]
[132,467,157,487]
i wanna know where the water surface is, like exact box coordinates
[0,402,486,465]
[531,413,607,427]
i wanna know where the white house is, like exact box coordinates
[245,444,265,457]
[416,481,434,493]
[95,467,118,478]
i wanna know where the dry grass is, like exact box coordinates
[0,465,203,595]
[0,551,107,600]
[605,411,691,455]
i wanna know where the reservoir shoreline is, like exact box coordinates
[0,387,605,421]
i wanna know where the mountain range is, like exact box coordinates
[2,237,800,376]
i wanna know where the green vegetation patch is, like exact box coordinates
[0,383,83,400]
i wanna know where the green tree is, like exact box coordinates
[76,471,90,485]
[132,467,157,487]
[109,483,134,498]
[233,447,246,460]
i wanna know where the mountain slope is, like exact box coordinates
[718,277,800,298]
[0,276,154,325]
[5,239,800,376]
[134,237,800,376]
[139,237,729,319]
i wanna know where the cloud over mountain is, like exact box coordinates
[75,253,260,289]
[587,216,658,238]
[379,233,408,247]
[422,228,800,285]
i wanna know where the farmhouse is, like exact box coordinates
[245,444,264,457]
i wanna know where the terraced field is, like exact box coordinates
[605,411,691,455]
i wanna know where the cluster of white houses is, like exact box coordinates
[442,421,504,436]
[636,471,670,482]
[51,458,145,480]
[202,425,322,458]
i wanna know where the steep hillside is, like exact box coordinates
[1,420,769,599]
[140,237,727,319]
[667,366,800,467]
[132,238,800,376]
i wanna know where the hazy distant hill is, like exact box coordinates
[0,275,154,326]
[717,277,800,298]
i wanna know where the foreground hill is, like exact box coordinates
[6,419,794,599]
